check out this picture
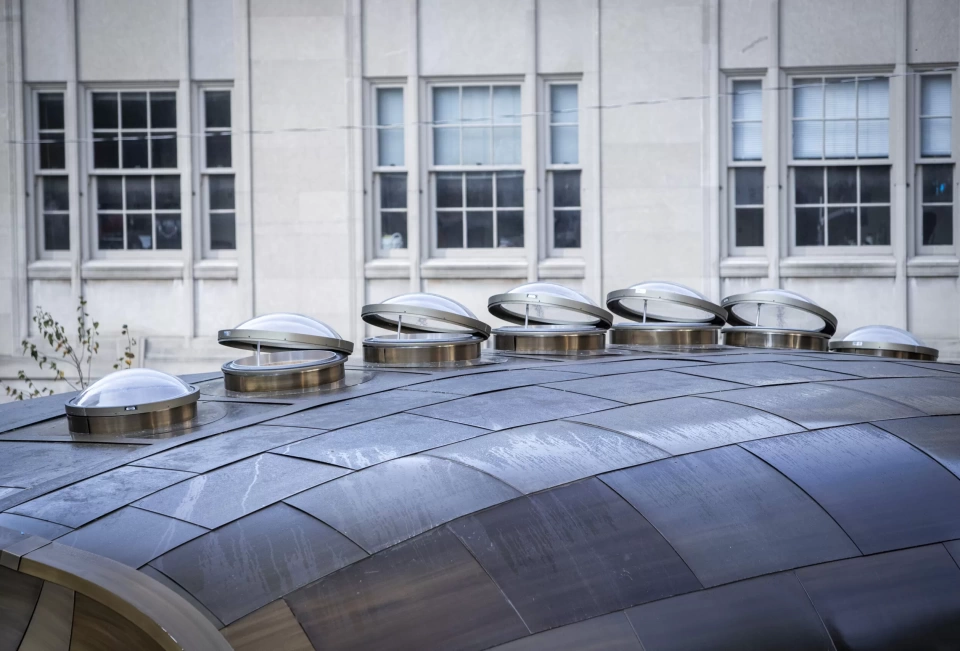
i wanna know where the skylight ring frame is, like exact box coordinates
[829,339,939,360]
[217,328,355,354]
[361,304,492,339]
[606,288,727,325]
[488,292,614,329]
[721,291,838,335]
[64,384,200,418]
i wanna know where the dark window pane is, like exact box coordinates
[436,173,462,208]
[379,173,406,209]
[156,213,182,249]
[152,134,178,168]
[827,206,857,245]
[467,211,493,247]
[861,206,890,245]
[497,171,524,208]
[734,168,763,206]
[554,210,579,248]
[795,167,824,204]
[498,210,524,247]
[92,93,118,129]
[126,214,153,249]
[923,164,953,203]
[736,208,764,247]
[39,134,65,169]
[210,213,236,250]
[155,175,181,210]
[38,93,64,130]
[796,206,824,245]
[205,132,231,168]
[381,211,406,249]
[125,176,152,210]
[437,212,462,248]
[860,166,891,203]
[93,133,119,169]
[923,205,953,246]
[43,213,70,251]
[553,170,580,208]
[466,173,493,208]
[210,175,235,210]
[97,213,123,249]
[122,136,148,169]
[97,177,122,210]
[205,91,231,128]
[827,166,856,203]
[42,177,69,211]
[121,92,147,129]
[150,92,176,129]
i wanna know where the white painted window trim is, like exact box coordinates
[424,78,527,259]
[368,81,408,260]
[81,84,184,260]
[785,71,896,257]
[723,74,766,259]
[194,84,236,260]
[912,70,957,258]
[542,77,583,259]
[27,86,70,261]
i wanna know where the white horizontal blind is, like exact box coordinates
[550,85,578,165]
[921,75,952,157]
[793,77,888,160]
[732,80,762,161]
[377,88,404,167]
[433,86,521,166]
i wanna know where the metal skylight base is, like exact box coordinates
[362,334,484,364]
[609,324,721,347]
[492,326,607,354]
[722,326,830,352]
[67,402,199,436]
[829,342,939,361]
[221,350,347,393]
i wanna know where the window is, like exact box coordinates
[431,84,523,250]
[547,83,580,250]
[791,77,890,249]
[90,90,181,251]
[729,80,763,250]
[201,89,235,252]
[34,92,69,253]
[917,75,954,250]
[374,87,406,252]
[794,166,890,246]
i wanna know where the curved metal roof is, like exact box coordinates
[3,345,960,649]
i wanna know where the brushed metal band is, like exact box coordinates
[722,327,830,351]
[362,339,483,363]
[222,360,346,392]
[67,401,198,436]
[609,325,720,346]
[829,340,939,361]
[65,385,200,418]
[492,330,607,353]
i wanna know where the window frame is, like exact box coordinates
[913,70,957,256]
[725,75,766,257]
[787,72,894,256]
[426,79,525,258]
[544,78,582,257]
[371,82,408,259]
[195,84,236,259]
[28,86,71,260]
[83,85,183,259]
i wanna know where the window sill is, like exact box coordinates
[194,260,238,280]
[907,257,960,278]
[779,257,895,278]
[81,260,185,280]
[538,258,585,279]
[720,258,769,278]
[27,260,72,280]
[365,259,411,280]
[421,258,528,279]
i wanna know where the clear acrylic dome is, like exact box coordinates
[72,369,194,408]
[365,293,484,334]
[495,282,603,325]
[612,281,718,323]
[234,313,342,339]
[840,325,926,346]
[727,288,827,332]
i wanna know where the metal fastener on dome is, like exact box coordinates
[488,282,613,353]
[829,325,939,361]
[721,289,838,351]
[606,281,727,346]
[361,293,491,364]
[64,368,200,435]
[218,313,353,392]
